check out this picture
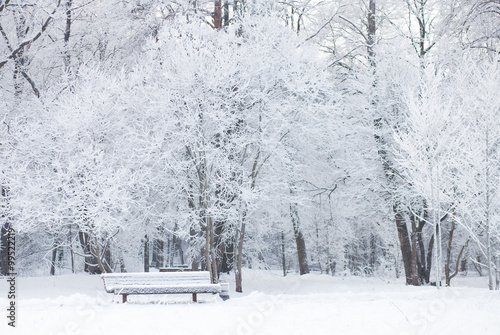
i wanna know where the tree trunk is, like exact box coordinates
[50,242,58,276]
[223,1,230,26]
[446,238,469,287]
[213,1,222,29]
[281,231,287,277]
[367,0,376,68]
[170,232,177,267]
[63,0,73,88]
[120,254,127,273]
[189,224,199,271]
[234,213,246,292]
[144,234,149,272]
[0,186,10,276]
[426,234,434,283]
[445,218,456,286]
[69,225,75,273]
[495,256,499,290]
[78,231,97,274]
[486,150,493,289]
[0,222,10,276]
[209,216,218,283]
[394,205,413,284]
[410,213,419,285]
[290,202,309,275]
[416,218,428,283]
[154,237,164,268]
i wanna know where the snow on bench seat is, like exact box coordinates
[101,271,229,303]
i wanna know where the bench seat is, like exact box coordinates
[111,284,222,295]
[101,271,229,303]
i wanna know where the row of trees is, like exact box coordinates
[0,0,499,291]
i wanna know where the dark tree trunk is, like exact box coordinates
[153,237,164,268]
[416,218,428,283]
[69,225,75,273]
[170,231,177,267]
[369,233,376,273]
[63,0,73,86]
[234,210,247,292]
[1,185,11,274]
[410,213,420,285]
[188,185,200,271]
[223,1,230,26]
[0,222,10,276]
[78,231,98,274]
[120,254,127,273]
[50,243,58,276]
[213,1,222,29]
[426,234,434,283]
[0,185,10,276]
[410,233,419,285]
[460,255,467,273]
[394,206,413,284]
[367,0,376,67]
[281,231,287,277]
[445,219,455,286]
[179,242,185,265]
[104,245,111,271]
[144,234,150,272]
[218,235,233,275]
[290,202,309,275]
[474,255,484,276]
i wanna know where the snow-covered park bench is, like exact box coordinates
[101,271,229,303]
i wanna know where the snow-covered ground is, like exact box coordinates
[1,270,499,335]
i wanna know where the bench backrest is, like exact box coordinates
[101,271,212,291]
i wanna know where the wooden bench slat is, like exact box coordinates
[114,284,221,295]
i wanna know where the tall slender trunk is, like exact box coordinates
[63,0,73,88]
[144,234,150,272]
[50,242,58,276]
[416,215,428,283]
[410,213,419,285]
[445,217,456,286]
[426,234,434,283]
[234,147,263,292]
[495,256,499,290]
[170,228,177,267]
[154,234,164,268]
[486,200,493,290]
[281,231,287,277]
[0,222,11,276]
[0,186,10,276]
[234,208,246,292]
[290,201,309,275]
[69,225,75,273]
[367,0,376,68]
[209,216,218,283]
[189,224,199,271]
[485,129,493,290]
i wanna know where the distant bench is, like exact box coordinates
[159,266,191,272]
[101,271,229,303]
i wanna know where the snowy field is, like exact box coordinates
[1,270,500,335]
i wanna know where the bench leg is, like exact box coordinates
[122,294,128,303]
[192,293,197,302]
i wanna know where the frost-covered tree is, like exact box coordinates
[453,56,500,290]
